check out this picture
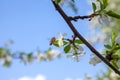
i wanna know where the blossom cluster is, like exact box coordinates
[0,48,61,67]
[50,33,85,62]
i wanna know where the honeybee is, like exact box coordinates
[50,37,56,45]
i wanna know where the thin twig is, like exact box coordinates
[51,0,120,75]
[69,13,98,21]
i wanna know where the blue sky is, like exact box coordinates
[0,0,106,80]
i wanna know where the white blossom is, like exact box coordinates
[116,36,120,45]
[46,49,61,60]
[37,53,46,62]
[110,71,117,80]
[85,74,92,80]
[67,45,85,62]
[36,49,61,62]
[69,45,84,53]
[103,77,109,80]
[89,54,102,66]
[47,49,60,56]
[67,52,85,62]
[5,55,12,62]
[56,33,64,47]
[21,54,28,62]
[67,52,85,58]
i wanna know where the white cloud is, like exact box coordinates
[18,76,31,80]
[18,74,46,80]
[64,77,83,80]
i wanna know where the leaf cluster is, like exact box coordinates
[92,0,120,19]
[104,33,120,69]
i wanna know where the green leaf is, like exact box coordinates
[27,53,33,63]
[92,2,97,12]
[98,0,104,10]
[112,55,119,60]
[63,41,68,46]
[3,60,11,67]
[97,0,108,10]
[112,32,116,40]
[103,0,108,9]
[114,46,120,50]
[106,10,120,19]
[64,44,71,53]
[28,53,32,58]
[0,48,3,54]
[55,0,61,4]
[53,40,59,47]
[110,60,119,69]
[74,39,83,44]
[53,40,68,47]
[104,44,112,49]
[111,32,117,46]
